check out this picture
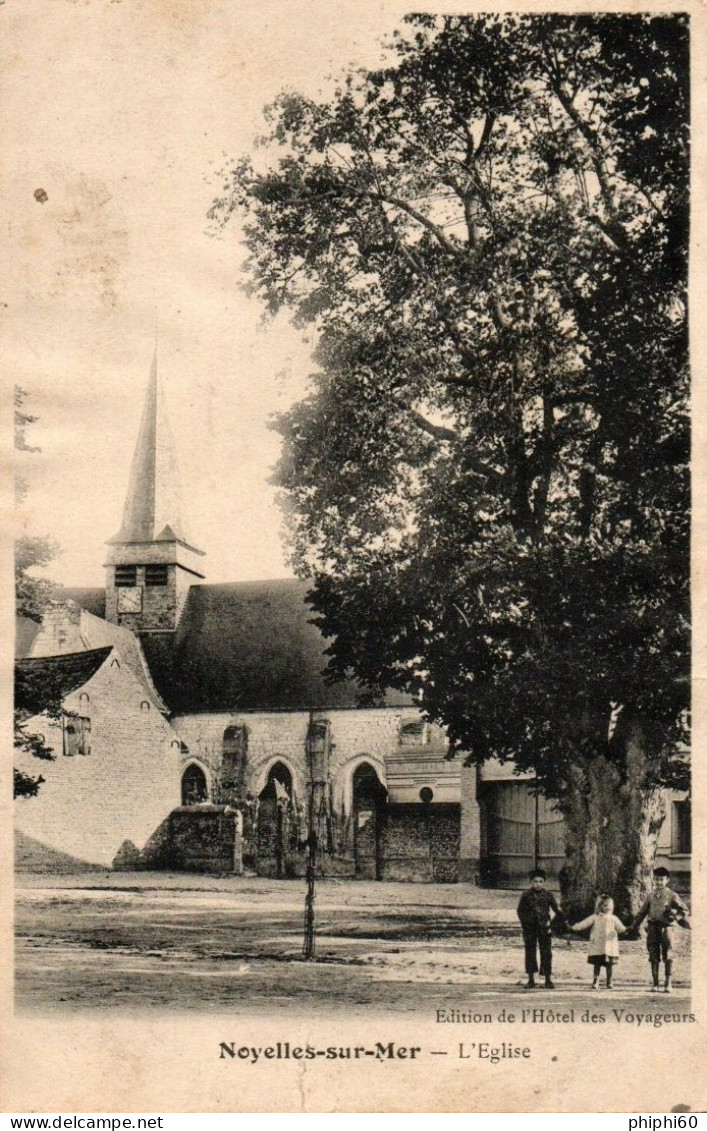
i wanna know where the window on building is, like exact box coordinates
[399,720,428,746]
[672,798,691,855]
[222,725,248,791]
[182,764,208,806]
[63,715,91,757]
[145,564,168,587]
[114,565,137,587]
[223,725,247,761]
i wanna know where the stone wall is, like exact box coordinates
[168,806,240,873]
[172,707,461,812]
[105,563,180,633]
[172,707,467,881]
[14,650,181,868]
[383,804,460,882]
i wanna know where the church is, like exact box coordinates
[14,357,690,887]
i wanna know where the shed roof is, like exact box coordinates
[15,648,112,713]
[15,616,41,658]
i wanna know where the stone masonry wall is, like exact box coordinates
[105,564,180,633]
[15,651,181,868]
[172,707,468,881]
[172,707,448,813]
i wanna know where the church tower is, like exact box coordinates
[105,351,205,632]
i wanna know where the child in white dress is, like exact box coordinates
[569,895,629,989]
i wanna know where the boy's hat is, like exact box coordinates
[529,867,546,880]
[653,866,670,878]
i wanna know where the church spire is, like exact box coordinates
[104,350,205,633]
[108,349,195,548]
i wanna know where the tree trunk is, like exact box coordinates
[558,721,666,920]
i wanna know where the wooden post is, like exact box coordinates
[303,828,317,959]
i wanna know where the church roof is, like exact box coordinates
[138,578,412,715]
[15,616,41,658]
[107,352,198,549]
[15,648,113,713]
[76,608,168,713]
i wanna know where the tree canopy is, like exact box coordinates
[211,14,689,806]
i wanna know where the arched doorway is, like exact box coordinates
[352,762,387,880]
[181,763,208,806]
[257,762,293,877]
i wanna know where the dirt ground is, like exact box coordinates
[15,872,691,1016]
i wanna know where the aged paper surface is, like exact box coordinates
[2,0,706,1114]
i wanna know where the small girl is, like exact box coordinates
[569,895,629,989]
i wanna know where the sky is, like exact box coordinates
[6,0,403,586]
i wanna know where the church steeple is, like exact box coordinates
[108,349,195,547]
[105,351,205,633]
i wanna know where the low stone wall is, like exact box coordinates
[166,806,242,874]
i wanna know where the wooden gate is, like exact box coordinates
[480,781,565,887]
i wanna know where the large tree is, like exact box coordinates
[211,14,689,914]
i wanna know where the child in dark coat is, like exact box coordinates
[517,868,563,989]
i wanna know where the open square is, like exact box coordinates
[15,873,691,1017]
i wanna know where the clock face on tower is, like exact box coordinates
[117,586,143,614]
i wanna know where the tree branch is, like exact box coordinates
[407,408,459,443]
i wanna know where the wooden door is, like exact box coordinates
[481,781,565,887]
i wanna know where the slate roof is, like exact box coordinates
[76,608,168,713]
[15,616,41,658]
[15,648,112,713]
[16,597,167,713]
[107,352,196,548]
[139,578,412,715]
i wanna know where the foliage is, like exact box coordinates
[15,386,61,798]
[211,15,689,804]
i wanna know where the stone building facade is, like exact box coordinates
[15,646,180,869]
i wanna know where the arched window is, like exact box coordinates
[259,762,293,803]
[182,763,208,806]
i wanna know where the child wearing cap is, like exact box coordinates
[630,866,690,993]
[516,868,563,989]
